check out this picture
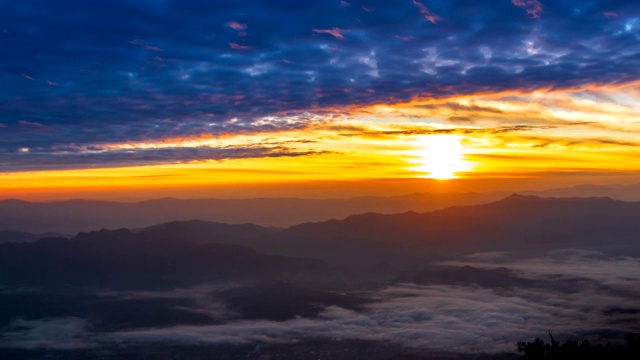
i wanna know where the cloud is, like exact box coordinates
[99,282,243,321]
[3,251,638,355]
[311,27,350,40]
[0,317,95,350]
[485,134,640,150]
[104,278,640,353]
[226,21,248,36]
[512,0,544,19]
[337,124,559,138]
[128,39,164,51]
[92,254,640,352]
[229,42,252,50]
[0,144,333,172]
[412,0,442,24]
[3,0,640,171]
[445,250,640,291]
[18,120,44,127]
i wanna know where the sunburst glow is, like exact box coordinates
[410,135,473,180]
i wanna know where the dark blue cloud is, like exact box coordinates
[1,0,639,170]
[0,143,331,172]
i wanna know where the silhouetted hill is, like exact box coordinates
[2,195,639,280]
[525,183,640,201]
[285,195,640,259]
[0,227,332,290]
[219,282,372,321]
[400,265,597,294]
[0,230,68,244]
[407,265,531,288]
[135,220,273,244]
[85,195,640,269]
[0,192,508,233]
[4,184,640,234]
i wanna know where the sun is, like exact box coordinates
[409,135,472,180]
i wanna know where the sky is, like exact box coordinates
[2,0,640,200]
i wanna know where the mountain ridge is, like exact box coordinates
[0,225,332,290]
[4,183,640,233]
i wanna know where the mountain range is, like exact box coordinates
[2,193,639,359]
[2,194,639,284]
[3,183,640,234]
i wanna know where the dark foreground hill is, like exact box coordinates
[0,230,68,244]
[0,227,331,290]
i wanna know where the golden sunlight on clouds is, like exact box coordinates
[2,84,640,200]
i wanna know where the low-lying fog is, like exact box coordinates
[2,249,638,358]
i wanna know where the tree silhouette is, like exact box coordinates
[517,332,640,360]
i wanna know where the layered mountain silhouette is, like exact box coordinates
[0,184,640,234]
[0,230,67,244]
[127,194,633,267]
[1,194,639,360]
[0,192,504,233]
[284,194,640,259]
[1,194,639,289]
[0,227,331,290]
[4,184,640,234]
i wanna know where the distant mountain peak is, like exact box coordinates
[496,193,542,203]
[495,193,618,206]
[0,198,31,204]
[72,227,134,242]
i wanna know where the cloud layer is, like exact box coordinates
[2,251,638,355]
[2,1,640,171]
